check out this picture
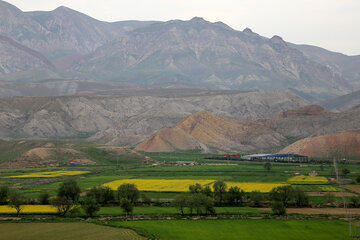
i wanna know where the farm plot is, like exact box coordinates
[103,179,214,192]
[0,205,57,214]
[112,219,348,240]
[288,176,328,184]
[223,182,288,192]
[0,223,145,240]
[103,179,287,192]
[4,171,89,178]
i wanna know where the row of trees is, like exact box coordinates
[0,185,24,215]
[53,180,142,216]
[0,180,143,216]
[171,182,310,215]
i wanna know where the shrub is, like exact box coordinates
[249,191,264,206]
[120,198,133,215]
[173,194,188,215]
[271,201,286,215]
[57,180,81,202]
[39,191,50,205]
[9,189,24,216]
[0,185,9,205]
[269,186,295,207]
[117,183,140,204]
[87,186,114,204]
[213,181,227,205]
[52,196,74,216]
[294,188,309,207]
[82,195,100,217]
[226,186,245,206]
[324,192,335,205]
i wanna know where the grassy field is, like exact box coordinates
[112,219,349,240]
[97,206,270,216]
[0,205,270,215]
[0,151,357,202]
[0,223,145,240]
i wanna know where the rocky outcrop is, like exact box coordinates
[73,17,351,100]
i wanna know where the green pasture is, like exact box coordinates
[0,223,145,240]
[112,219,349,240]
[97,206,270,216]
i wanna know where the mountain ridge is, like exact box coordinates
[0,1,357,101]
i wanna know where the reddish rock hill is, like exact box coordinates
[136,111,286,152]
[279,130,360,158]
[137,105,360,153]
[272,105,328,119]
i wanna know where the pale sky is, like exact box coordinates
[4,0,360,56]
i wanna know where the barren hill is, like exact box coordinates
[136,111,285,152]
[137,105,360,153]
[0,139,147,168]
[279,130,360,158]
[0,90,307,145]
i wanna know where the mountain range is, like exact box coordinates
[0,1,359,101]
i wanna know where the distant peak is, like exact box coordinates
[243,27,253,34]
[214,21,233,30]
[270,35,285,43]
[53,6,72,12]
[190,17,207,22]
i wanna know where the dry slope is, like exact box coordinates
[136,111,286,152]
[279,130,360,158]
[137,105,360,153]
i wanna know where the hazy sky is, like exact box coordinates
[4,0,360,55]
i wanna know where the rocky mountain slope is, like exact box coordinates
[0,90,307,145]
[0,1,356,101]
[320,89,360,112]
[137,105,360,153]
[292,44,360,90]
[73,18,351,100]
[0,34,55,75]
[279,130,360,158]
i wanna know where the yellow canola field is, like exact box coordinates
[104,179,285,192]
[221,182,288,193]
[4,171,90,178]
[288,175,328,184]
[104,179,215,192]
[0,205,57,214]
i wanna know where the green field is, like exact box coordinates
[112,219,349,240]
[97,206,270,216]
[0,223,145,240]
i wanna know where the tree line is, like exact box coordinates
[1,179,358,217]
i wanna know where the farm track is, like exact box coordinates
[259,208,360,215]
[306,192,357,197]
[1,211,359,223]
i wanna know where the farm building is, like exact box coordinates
[243,153,308,162]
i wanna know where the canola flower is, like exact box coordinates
[104,179,215,192]
[317,185,338,192]
[104,179,285,192]
[220,182,288,193]
[4,171,90,178]
[0,205,57,214]
[288,175,328,184]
